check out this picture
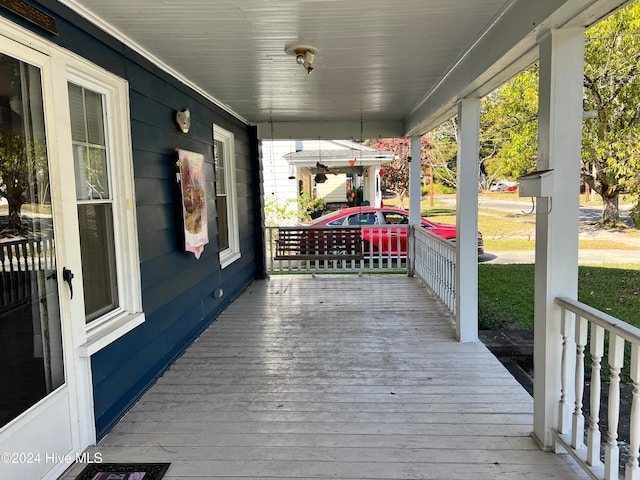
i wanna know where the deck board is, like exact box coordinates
[62,275,589,479]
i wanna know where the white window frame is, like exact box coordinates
[213,124,241,268]
[65,63,145,356]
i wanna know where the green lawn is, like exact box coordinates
[478,263,640,331]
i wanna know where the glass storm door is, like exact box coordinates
[0,46,74,480]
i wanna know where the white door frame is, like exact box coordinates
[0,20,96,480]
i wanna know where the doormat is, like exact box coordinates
[75,463,170,480]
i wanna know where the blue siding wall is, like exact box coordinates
[3,2,264,438]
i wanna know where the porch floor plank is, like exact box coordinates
[62,275,588,479]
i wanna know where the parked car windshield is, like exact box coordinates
[381,212,408,224]
[347,213,379,225]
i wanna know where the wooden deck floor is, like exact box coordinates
[62,275,589,480]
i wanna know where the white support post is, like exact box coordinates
[409,136,422,226]
[532,28,584,450]
[408,136,422,276]
[455,98,479,343]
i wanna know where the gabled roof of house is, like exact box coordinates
[283,140,395,169]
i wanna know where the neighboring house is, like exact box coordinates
[261,139,303,224]
[262,139,394,222]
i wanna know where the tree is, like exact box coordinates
[582,2,640,224]
[428,119,459,190]
[0,132,48,233]
[370,137,432,208]
[0,132,31,231]
[429,116,506,192]
[481,65,539,181]
[480,3,640,225]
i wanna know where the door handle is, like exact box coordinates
[62,267,74,299]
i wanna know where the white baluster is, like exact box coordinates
[573,316,588,450]
[605,334,624,480]
[559,308,575,435]
[626,343,640,480]
[588,324,604,466]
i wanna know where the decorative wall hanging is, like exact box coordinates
[175,108,191,133]
[177,149,209,259]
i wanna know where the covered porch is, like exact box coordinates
[61,275,587,479]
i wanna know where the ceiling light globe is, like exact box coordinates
[296,54,305,65]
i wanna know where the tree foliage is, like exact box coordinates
[582,2,640,224]
[481,65,539,181]
[0,132,48,232]
[370,137,431,208]
[428,119,459,189]
[480,2,640,224]
[371,130,469,206]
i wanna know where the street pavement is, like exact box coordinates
[481,249,640,264]
[477,195,633,224]
[448,196,640,264]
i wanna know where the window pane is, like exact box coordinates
[78,204,118,322]
[84,89,105,145]
[68,83,86,142]
[87,146,109,199]
[72,144,87,199]
[73,145,109,200]
[214,140,226,194]
[217,196,229,251]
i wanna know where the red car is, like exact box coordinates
[309,207,484,256]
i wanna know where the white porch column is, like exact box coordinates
[409,136,422,225]
[455,98,480,343]
[533,28,584,449]
[408,136,422,276]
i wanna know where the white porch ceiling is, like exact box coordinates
[60,0,629,139]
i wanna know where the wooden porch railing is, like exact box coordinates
[274,226,364,262]
[265,226,408,274]
[412,225,456,314]
[555,296,640,480]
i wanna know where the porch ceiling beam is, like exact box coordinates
[403,0,628,137]
[256,120,404,141]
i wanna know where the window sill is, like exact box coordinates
[220,249,241,269]
[79,311,145,357]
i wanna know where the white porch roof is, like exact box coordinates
[58,0,630,139]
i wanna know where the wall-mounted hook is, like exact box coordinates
[521,197,553,215]
[522,198,535,215]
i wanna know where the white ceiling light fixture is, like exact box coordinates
[285,45,319,74]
